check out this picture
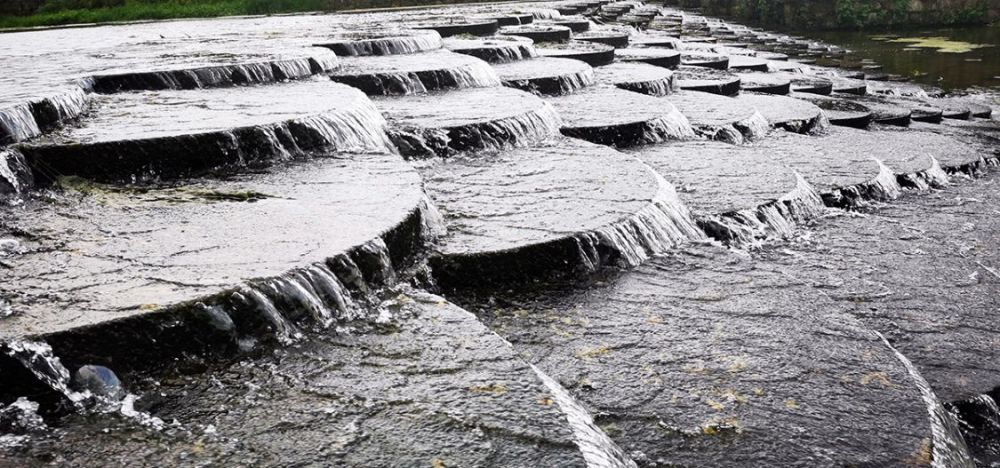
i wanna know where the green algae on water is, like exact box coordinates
[889,36,991,54]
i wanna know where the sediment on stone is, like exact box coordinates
[667,90,769,144]
[593,62,677,97]
[315,29,443,56]
[536,41,615,67]
[471,245,938,467]
[20,81,392,184]
[736,92,829,134]
[329,51,501,96]
[0,154,434,384]
[493,57,595,96]
[423,137,703,290]
[546,86,695,148]
[377,87,561,158]
[628,140,826,246]
[443,36,538,64]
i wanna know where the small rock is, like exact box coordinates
[0,398,46,434]
[73,365,124,399]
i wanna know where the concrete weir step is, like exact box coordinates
[412,19,500,37]
[499,24,573,43]
[493,57,595,96]
[476,245,956,467]
[1,292,633,467]
[422,137,704,290]
[0,154,433,374]
[593,62,677,97]
[376,86,561,158]
[443,36,538,64]
[314,28,443,57]
[614,47,683,69]
[19,80,391,184]
[329,50,500,96]
[675,66,742,96]
[736,71,792,95]
[536,41,616,67]
[546,86,695,148]
[736,92,828,134]
[0,85,89,145]
[628,140,826,245]
[87,45,340,93]
[666,90,769,144]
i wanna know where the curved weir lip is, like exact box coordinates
[675,66,742,96]
[499,24,573,43]
[412,19,500,38]
[615,48,683,69]
[535,41,616,67]
[0,155,434,373]
[19,80,392,183]
[443,36,538,64]
[424,138,704,289]
[593,62,677,97]
[0,86,89,145]
[329,50,501,96]
[736,92,828,134]
[314,29,443,56]
[493,57,595,96]
[667,90,769,144]
[546,86,695,148]
[376,86,562,158]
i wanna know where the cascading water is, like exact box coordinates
[898,156,950,190]
[822,158,903,208]
[530,365,638,468]
[2,340,88,408]
[574,172,706,270]
[90,56,336,93]
[874,331,975,468]
[698,173,826,248]
[330,53,501,96]
[0,148,32,196]
[0,104,41,144]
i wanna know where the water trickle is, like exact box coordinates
[0,104,40,144]
[494,57,595,96]
[823,158,902,208]
[530,365,638,468]
[330,52,501,96]
[444,36,539,64]
[30,86,89,132]
[0,148,32,196]
[698,173,826,248]
[233,288,303,345]
[874,331,975,468]
[2,340,88,407]
[899,156,950,190]
[317,30,443,56]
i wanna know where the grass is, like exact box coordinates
[0,0,454,29]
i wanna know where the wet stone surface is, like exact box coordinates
[421,137,701,288]
[674,67,741,96]
[493,57,595,96]
[443,36,538,64]
[376,86,560,158]
[0,155,423,339]
[666,90,769,143]
[467,245,935,467]
[535,41,615,67]
[736,92,828,133]
[329,50,501,96]
[2,292,595,467]
[546,86,694,148]
[592,62,677,97]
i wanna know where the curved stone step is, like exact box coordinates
[329,50,500,96]
[483,245,947,468]
[628,141,825,245]
[736,93,828,134]
[736,72,792,95]
[726,54,769,71]
[675,67,742,96]
[21,81,391,183]
[499,25,573,43]
[574,29,632,48]
[547,16,592,32]
[615,48,682,69]
[424,137,703,289]
[88,45,339,93]
[377,87,561,158]
[831,94,915,126]
[593,62,676,97]
[628,33,679,49]
[494,57,595,96]
[2,291,633,467]
[314,29,443,56]
[0,154,434,369]
[667,90,769,144]
[0,85,89,145]
[680,52,730,70]
[413,20,500,38]
[536,41,615,67]
[443,36,538,64]
[795,94,874,129]
[547,86,694,147]
[830,76,868,95]
[484,13,534,26]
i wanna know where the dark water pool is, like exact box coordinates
[807,24,1000,90]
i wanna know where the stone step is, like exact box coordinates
[736,92,828,134]
[423,137,703,289]
[444,36,538,64]
[593,62,677,97]
[667,90,769,144]
[536,41,616,67]
[315,29,443,57]
[546,86,694,147]
[329,50,501,96]
[493,57,595,96]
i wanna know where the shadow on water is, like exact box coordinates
[806,24,1000,90]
